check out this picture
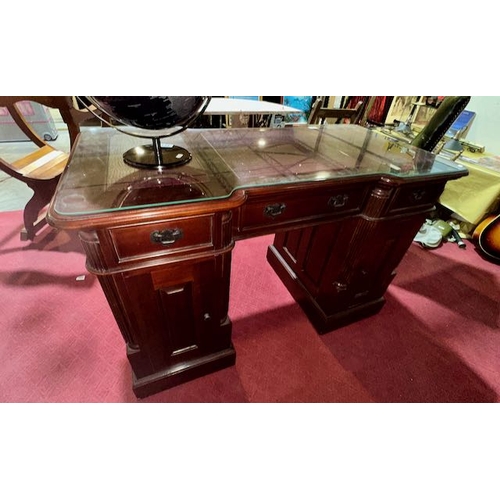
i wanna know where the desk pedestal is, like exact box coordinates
[91,253,236,399]
[78,209,237,399]
[268,213,424,333]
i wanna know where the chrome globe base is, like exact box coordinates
[123,138,192,169]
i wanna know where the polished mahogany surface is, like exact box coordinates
[51,125,467,218]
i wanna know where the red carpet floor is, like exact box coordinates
[1,210,499,402]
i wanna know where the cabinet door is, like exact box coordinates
[118,253,232,378]
[273,219,358,315]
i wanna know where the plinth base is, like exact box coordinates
[131,345,237,399]
[124,144,192,169]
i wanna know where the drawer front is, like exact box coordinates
[388,183,444,214]
[110,215,214,262]
[238,184,367,233]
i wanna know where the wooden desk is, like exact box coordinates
[48,125,468,398]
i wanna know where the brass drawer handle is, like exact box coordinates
[411,189,426,202]
[150,228,183,246]
[328,194,349,208]
[264,203,286,218]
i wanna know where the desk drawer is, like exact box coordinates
[388,183,444,214]
[238,184,367,233]
[110,215,214,262]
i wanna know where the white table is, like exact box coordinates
[204,98,302,115]
[204,98,303,128]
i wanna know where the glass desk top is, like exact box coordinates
[52,125,468,216]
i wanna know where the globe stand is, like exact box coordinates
[123,137,192,169]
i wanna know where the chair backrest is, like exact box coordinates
[307,97,326,125]
[410,96,471,152]
[0,96,95,183]
[0,97,96,240]
[308,97,363,125]
[0,96,90,149]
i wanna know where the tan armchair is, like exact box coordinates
[0,96,91,240]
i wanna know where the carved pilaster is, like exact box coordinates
[220,210,234,249]
[79,230,107,274]
[363,178,395,219]
[96,274,139,348]
[78,232,140,347]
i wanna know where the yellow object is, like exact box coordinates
[439,153,500,225]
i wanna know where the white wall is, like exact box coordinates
[463,96,500,155]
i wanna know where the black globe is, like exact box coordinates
[80,96,211,169]
[90,96,208,130]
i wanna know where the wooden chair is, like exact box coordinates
[0,96,91,240]
[308,97,364,125]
